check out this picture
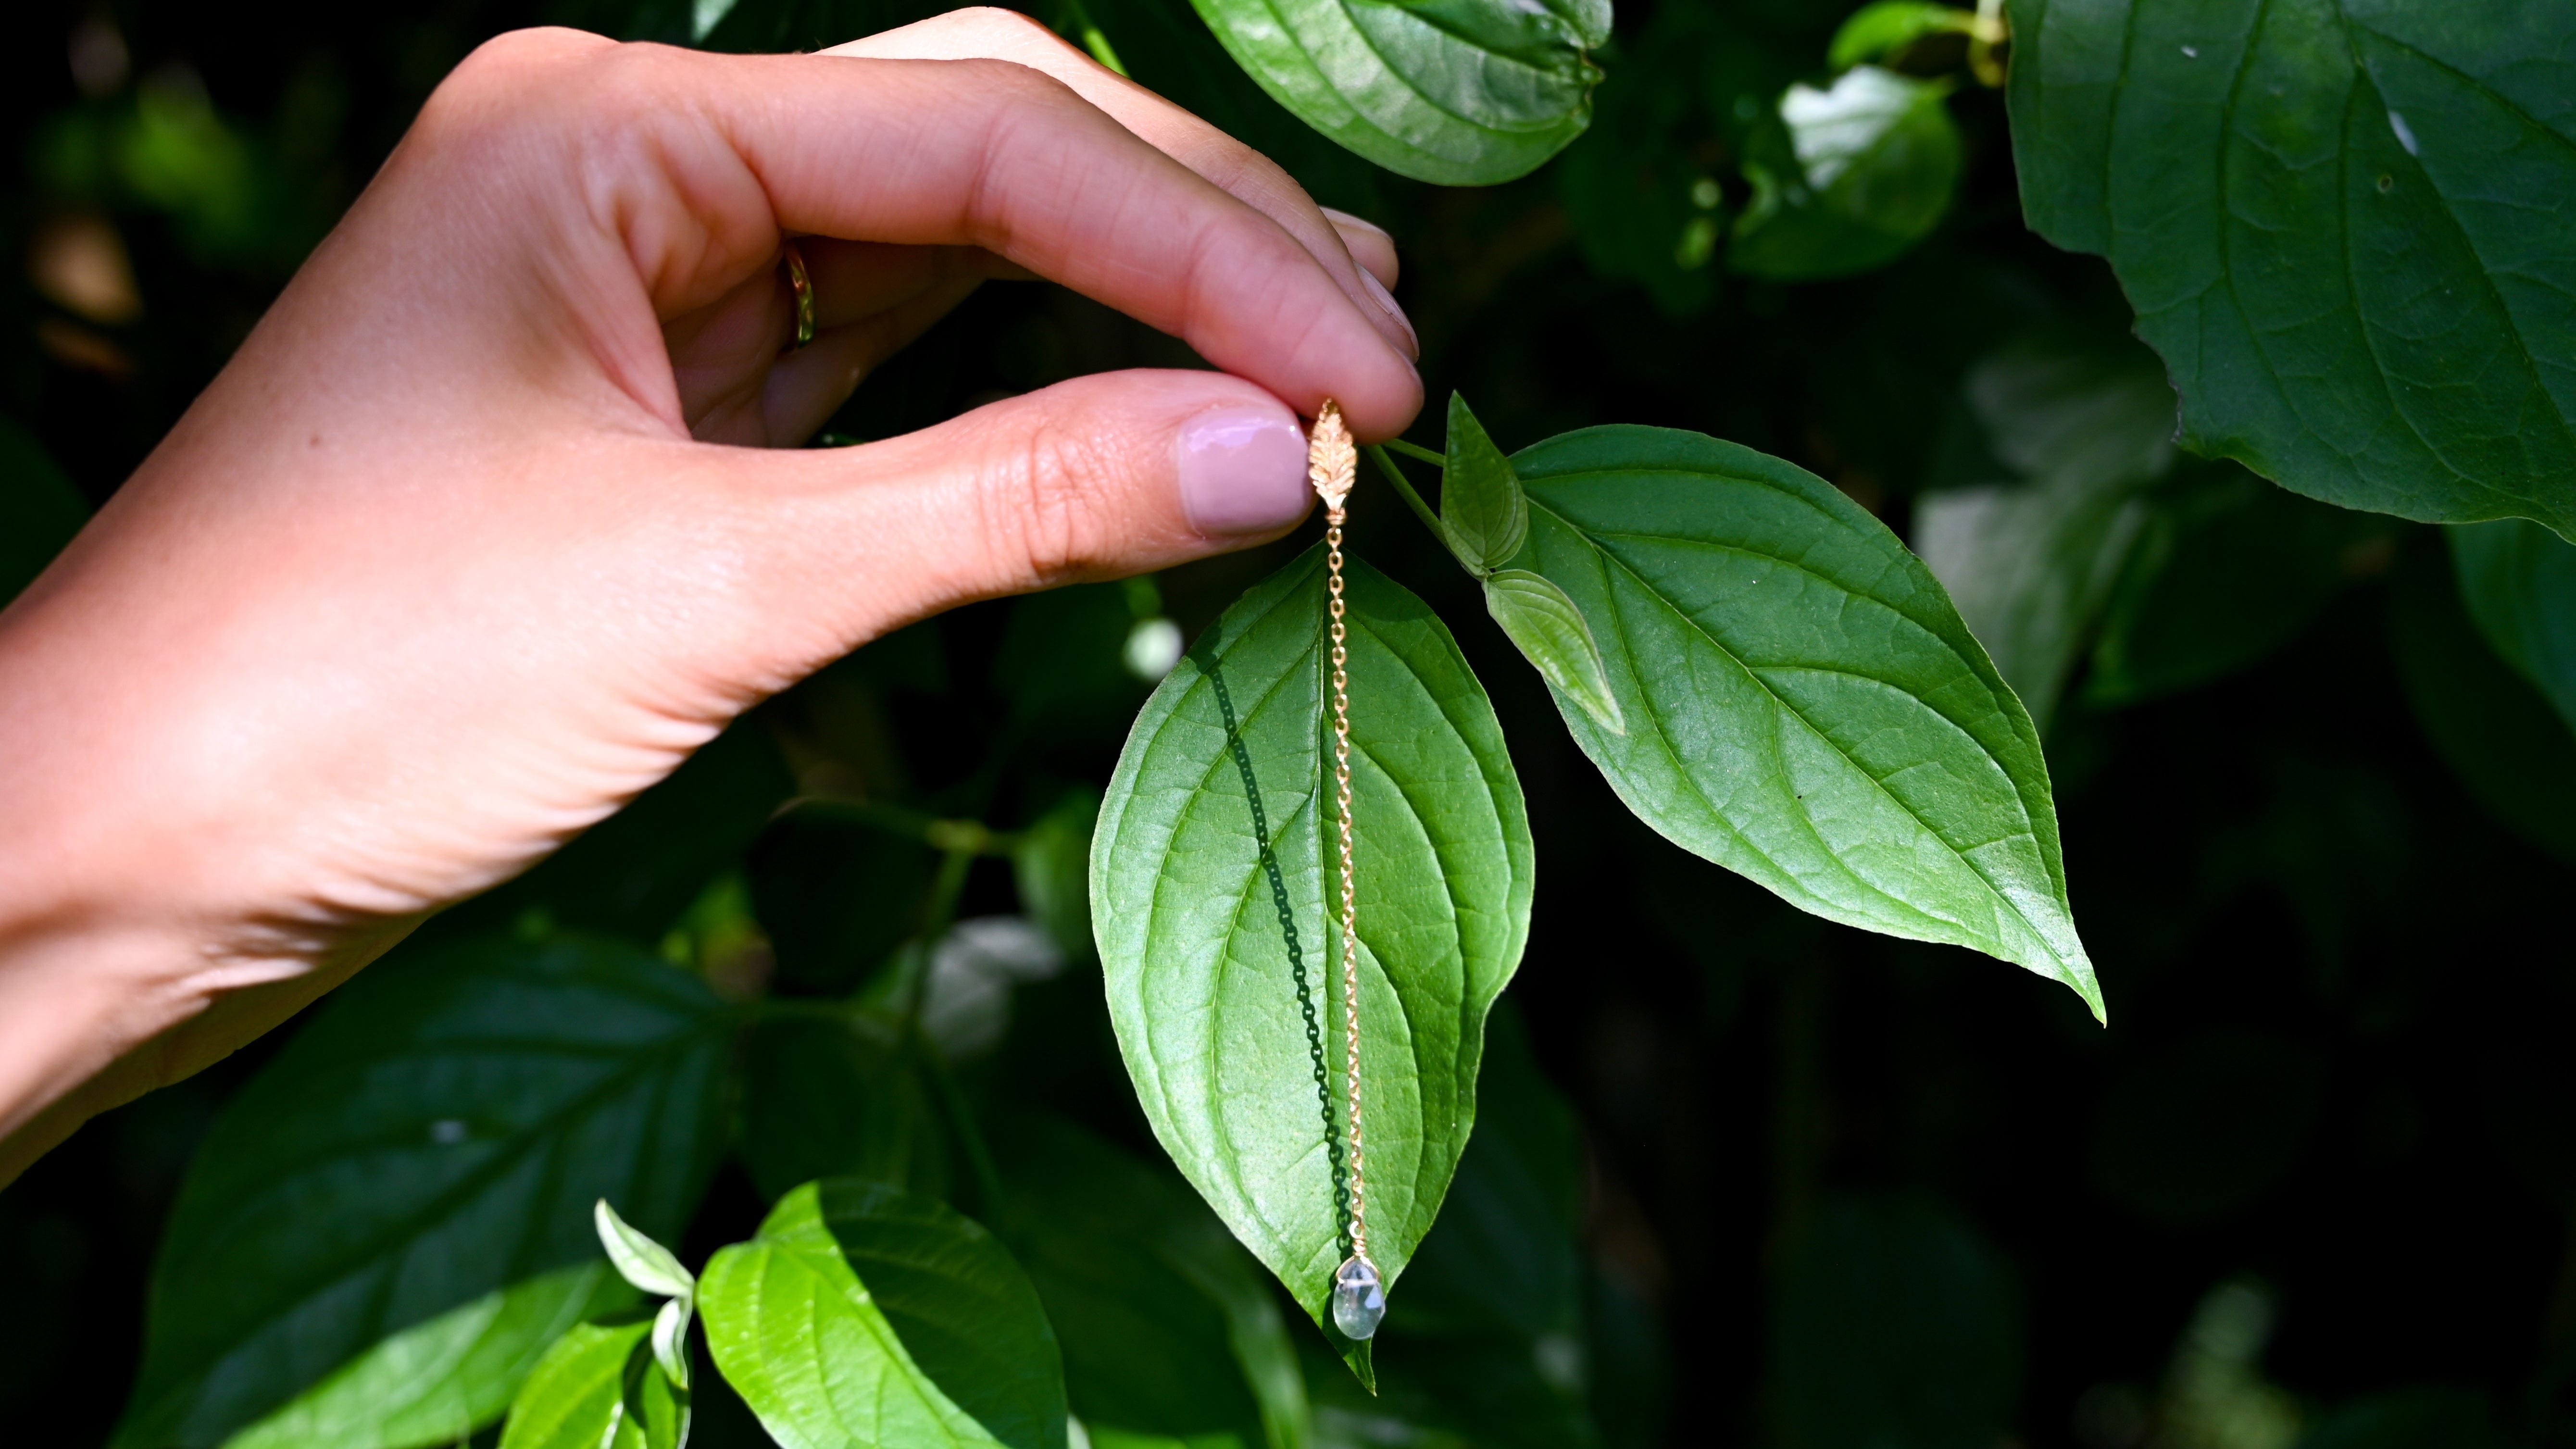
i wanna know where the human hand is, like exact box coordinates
[0,8,1420,1180]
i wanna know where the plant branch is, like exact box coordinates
[1367,444,1449,547]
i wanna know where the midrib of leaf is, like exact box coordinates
[1527,495,2073,969]
[159,1008,727,1407]
[1249,0,1568,141]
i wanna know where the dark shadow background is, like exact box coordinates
[5,0,2574,1446]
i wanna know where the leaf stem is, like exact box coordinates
[1381,437,1446,468]
[1366,444,1449,546]
[776,796,1020,855]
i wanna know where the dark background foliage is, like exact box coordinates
[5,0,2575,1446]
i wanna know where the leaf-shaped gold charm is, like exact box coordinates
[1308,400,1355,511]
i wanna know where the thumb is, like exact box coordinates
[706,369,1316,678]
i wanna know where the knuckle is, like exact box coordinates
[985,410,1124,586]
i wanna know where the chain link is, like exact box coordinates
[1325,503,1366,1264]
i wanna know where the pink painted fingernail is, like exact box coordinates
[1178,405,1311,537]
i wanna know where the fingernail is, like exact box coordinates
[1357,268,1419,360]
[1178,405,1311,537]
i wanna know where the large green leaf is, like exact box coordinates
[991,1118,1309,1449]
[1092,548,1535,1355]
[1183,0,1608,186]
[2007,0,2576,537]
[2449,518,2576,736]
[699,1179,1065,1449]
[1509,427,2099,1015]
[115,936,732,1449]
[221,1265,634,1449]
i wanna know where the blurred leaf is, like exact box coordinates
[1185,0,1606,185]
[498,1318,690,1449]
[700,1179,1066,1449]
[2158,1280,2300,1449]
[1729,67,1959,281]
[2086,470,2396,707]
[115,936,731,1449]
[737,1016,949,1203]
[2387,537,2576,864]
[2007,0,2576,537]
[476,719,796,942]
[1015,787,1102,962]
[1552,4,1729,315]
[1914,327,2178,731]
[1440,393,1530,575]
[2449,518,2576,736]
[992,1118,1308,1449]
[0,418,88,604]
[996,584,1156,743]
[1826,1,1975,72]
[2298,1388,2502,1449]
[1511,426,2100,1016]
[1092,547,1533,1377]
[750,812,936,995]
[221,1265,634,1449]
[1485,572,1625,735]
[1771,1196,2019,1449]
[2090,1028,2328,1227]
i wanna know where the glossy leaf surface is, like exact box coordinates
[1093,548,1535,1348]
[1439,393,1527,575]
[1730,67,1960,281]
[117,936,731,1449]
[1185,0,1608,185]
[1511,426,2099,1015]
[700,1180,1064,1449]
[2449,518,2576,736]
[497,1320,688,1449]
[2008,0,2576,537]
[221,1265,634,1449]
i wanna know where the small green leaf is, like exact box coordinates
[699,1180,1066,1449]
[116,935,732,1449]
[992,1118,1310,1449]
[1440,395,1529,576]
[2449,518,2576,737]
[220,1265,636,1449]
[1184,0,1607,185]
[1729,67,1960,281]
[1826,0,1976,72]
[499,1320,689,1449]
[1092,548,1535,1363]
[595,1200,695,1303]
[0,416,88,604]
[2007,0,2576,537]
[1510,426,2099,1016]
[650,1298,694,1393]
[1484,572,1625,735]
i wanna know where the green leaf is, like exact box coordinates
[595,1201,695,1303]
[991,1118,1310,1449]
[2449,518,2576,735]
[1827,1,1977,72]
[116,935,732,1449]
[1509,426,2100,1016]
[736,1017,949,1204]
[2387,537,2576,864]
[2006,0,2576,537]
[699,1179,1066,1449]
[1914,328,2180,731]
[1729,67,1960,282]
[0,416,88,604]
[1091,547,1535,1358]
[1183,0,1607,186]
[1014,787,1102,962]
[1439,395,1528,575]
[498,1319,689,1449]
[2085,467,2396,707]
[220,1265,635,1449]
[1771,1196,2020,1449]
[1484,572,1624,735]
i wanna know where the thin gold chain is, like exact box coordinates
[1308,400,1366,1265]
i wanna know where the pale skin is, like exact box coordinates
[0,8,1423,1186]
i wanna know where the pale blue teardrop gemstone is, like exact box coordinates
[1331,1255,1385,1340]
